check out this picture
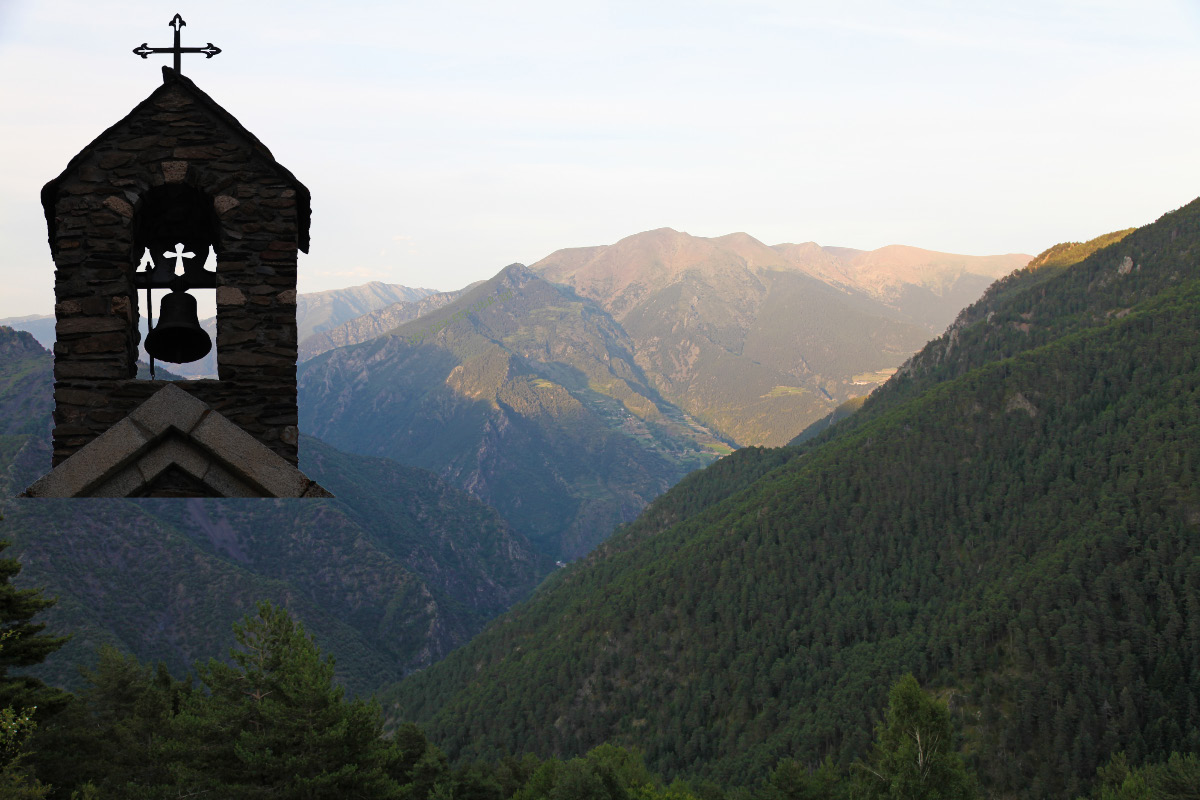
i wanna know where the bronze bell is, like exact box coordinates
[144,288,212,364]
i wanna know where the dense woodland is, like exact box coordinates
[0,562,1196,799]
[384,200,1200,798]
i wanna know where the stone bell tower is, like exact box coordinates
[24,18,329,498]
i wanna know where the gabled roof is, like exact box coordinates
[41,66,311,253]
[23,384,330,498]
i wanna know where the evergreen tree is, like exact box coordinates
[0,633,49,799]
[764,757,847,800]
[513,745,687,800]
[1088,751,1200,800]
[0,532,66,798]
[852,675,976,800]
[0,539,69,714]
[28,646,189,795]
[174,601,403,798]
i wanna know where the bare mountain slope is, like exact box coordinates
[532,228,999,445]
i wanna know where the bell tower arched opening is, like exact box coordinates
[131,183,220,378]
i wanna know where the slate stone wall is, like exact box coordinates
[45,72,303,467]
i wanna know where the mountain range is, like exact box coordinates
[383,201,1200,799]
[298,264,730,559]
[2,227,1032,691]
[2,233,1027,444]
[533,229,1028,446]
[298,287,468,362]
[291,231,1030,562]
[295,281,437,341]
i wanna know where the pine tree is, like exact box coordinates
[764,756,847,800]
[27,646,189,794]
[0,539,69,714]
[0,634,49,798]
[852,675,977,800]
[0,532,64,798]
[175,601,403,798]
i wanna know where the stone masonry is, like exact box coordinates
[24,384,331,499]
[41,67,311,469]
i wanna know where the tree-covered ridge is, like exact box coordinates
[1025,228,1138,271]
[788,203,1194,453]
[384,256,1200,799]
[0,330,50,439]
[881,202,1195,405]
[4,574,1195,798]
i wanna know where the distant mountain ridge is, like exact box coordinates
[536,229,1027,331]
[533,228,1025,445]
[298,264,730,559]
[295,280,437,341]
[298,288,470,362]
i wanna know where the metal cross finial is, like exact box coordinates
[132,13,221,74]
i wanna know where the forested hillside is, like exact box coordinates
[385,200,1200,799]
[0,326,550,695]
[784,226,1139,447]
[843,211,1190,437]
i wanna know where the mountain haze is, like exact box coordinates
[0,325,549,695]
[298,288,467,362]
[299,264,729,559]
[295,280,437,341]
[533,228,1018,445]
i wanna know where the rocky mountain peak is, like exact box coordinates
[0,326,49,359]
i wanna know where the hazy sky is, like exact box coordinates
[2,0,1199,319]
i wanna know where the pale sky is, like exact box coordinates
[2,0,1199,319]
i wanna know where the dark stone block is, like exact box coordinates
[71,332,128,354]
[57,317,128,335]
[55,360,123,379]
[118,135,161,150]
[98,152,136,169]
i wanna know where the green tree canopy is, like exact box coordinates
[174,601,405,798]
[0,540,69,715]
[852,675,976,800]
[1088,751,1200,800]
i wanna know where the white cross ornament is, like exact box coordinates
[163,243,195,276]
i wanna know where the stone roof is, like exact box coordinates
[23,384,330,498]
[40,66,311,254]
